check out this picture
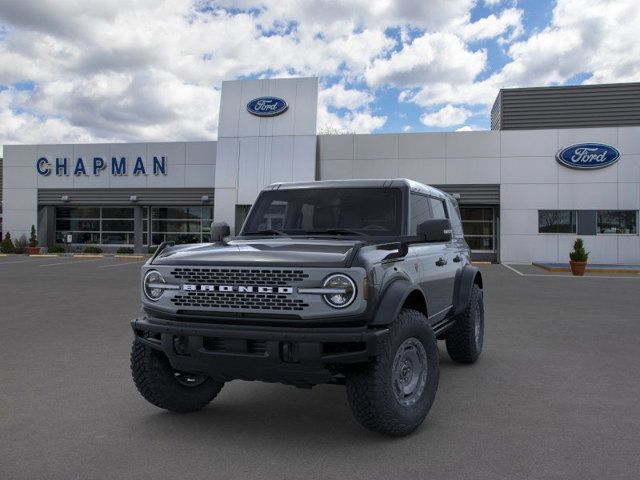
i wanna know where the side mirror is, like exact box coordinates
[417,219,452,243]
[210,222,230,243]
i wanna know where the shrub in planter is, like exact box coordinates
[116,247,135,254]
[82,246,103,254]
[148,246,158,254]
[28,225,38,247]
[14,235,29,254]
[1,232,15,253]
[569,238,589,276]
[48,244,66,254]
[28,225,40,254]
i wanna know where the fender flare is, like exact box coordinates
[369,279,427,326]
[452,264,483,316]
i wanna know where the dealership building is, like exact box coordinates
[1,78,639,264]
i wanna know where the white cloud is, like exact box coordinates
[458,8,523,41]
[319,83,373,110]
[420,105,472,127]
[495,0,640,85]
[215,0,475,32]
[366,32,486,88]
[402,125,412,132]
[317,106,386,134]
[398,89,414,103]
[456,124,483,131]
[0,87,98,147]
[317,82,385,133]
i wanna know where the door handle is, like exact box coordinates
[435,257,447,267]
[453,255,462,263]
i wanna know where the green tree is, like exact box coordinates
[29,225,38,248]
[569,238,589,262]
[1,232,15,253]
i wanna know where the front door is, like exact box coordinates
[459,206,497,262]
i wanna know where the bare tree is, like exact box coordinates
[317,124,355,135]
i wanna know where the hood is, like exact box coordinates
[151,238,363,268]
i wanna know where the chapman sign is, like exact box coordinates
[556,143,620,170]
[36,156,167,177]
[246,97,288,117]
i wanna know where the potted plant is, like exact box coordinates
[569,238,589,276]
[28,225,40,255]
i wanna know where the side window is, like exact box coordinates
[409,193,431,235]
[429,198,447,220]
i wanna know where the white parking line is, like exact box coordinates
[39,258,106,267]
[502,263,524,276]
[502,263,640,280]
[0,258,51,265]
[98,260,145,269]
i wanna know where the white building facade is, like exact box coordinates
[2,77,639,264]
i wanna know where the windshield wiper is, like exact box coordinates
[243,229,288,236]
[305,228,366,236]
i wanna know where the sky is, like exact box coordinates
[0,0,639,156]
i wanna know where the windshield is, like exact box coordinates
[241,188,403,236]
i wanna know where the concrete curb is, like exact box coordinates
[533,262,640,275]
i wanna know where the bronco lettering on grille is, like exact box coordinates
[182,284,294,294]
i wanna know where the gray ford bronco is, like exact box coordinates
[131,179,484,436]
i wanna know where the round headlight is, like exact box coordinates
[143,270,165,301]
[322,274,356,308]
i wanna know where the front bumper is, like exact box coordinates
[131,316,388,387]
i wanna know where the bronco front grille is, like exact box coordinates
[169,268,309,285]
[170,291,309,311]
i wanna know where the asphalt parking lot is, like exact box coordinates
[1,256,639,480]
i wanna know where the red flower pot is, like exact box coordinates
[569,261,587,276]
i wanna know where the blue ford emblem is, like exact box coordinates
[556,143,620,170]
[247,97,288,117]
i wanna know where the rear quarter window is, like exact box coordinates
[429,198,447,219]
[446,198,464,238]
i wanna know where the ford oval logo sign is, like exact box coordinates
[247,97,288,117]
[556,143,620,170]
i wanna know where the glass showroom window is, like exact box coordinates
[56,207,101,244]
[538,210,577,233]
[100,207,137,244]
[150,206,213,245]
[55,207,144,244]
[460,207,495,251]
[597,211,638,234]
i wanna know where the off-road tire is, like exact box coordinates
[131,339,224,413]
[445,283,484,364]
[345,309,439,436]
